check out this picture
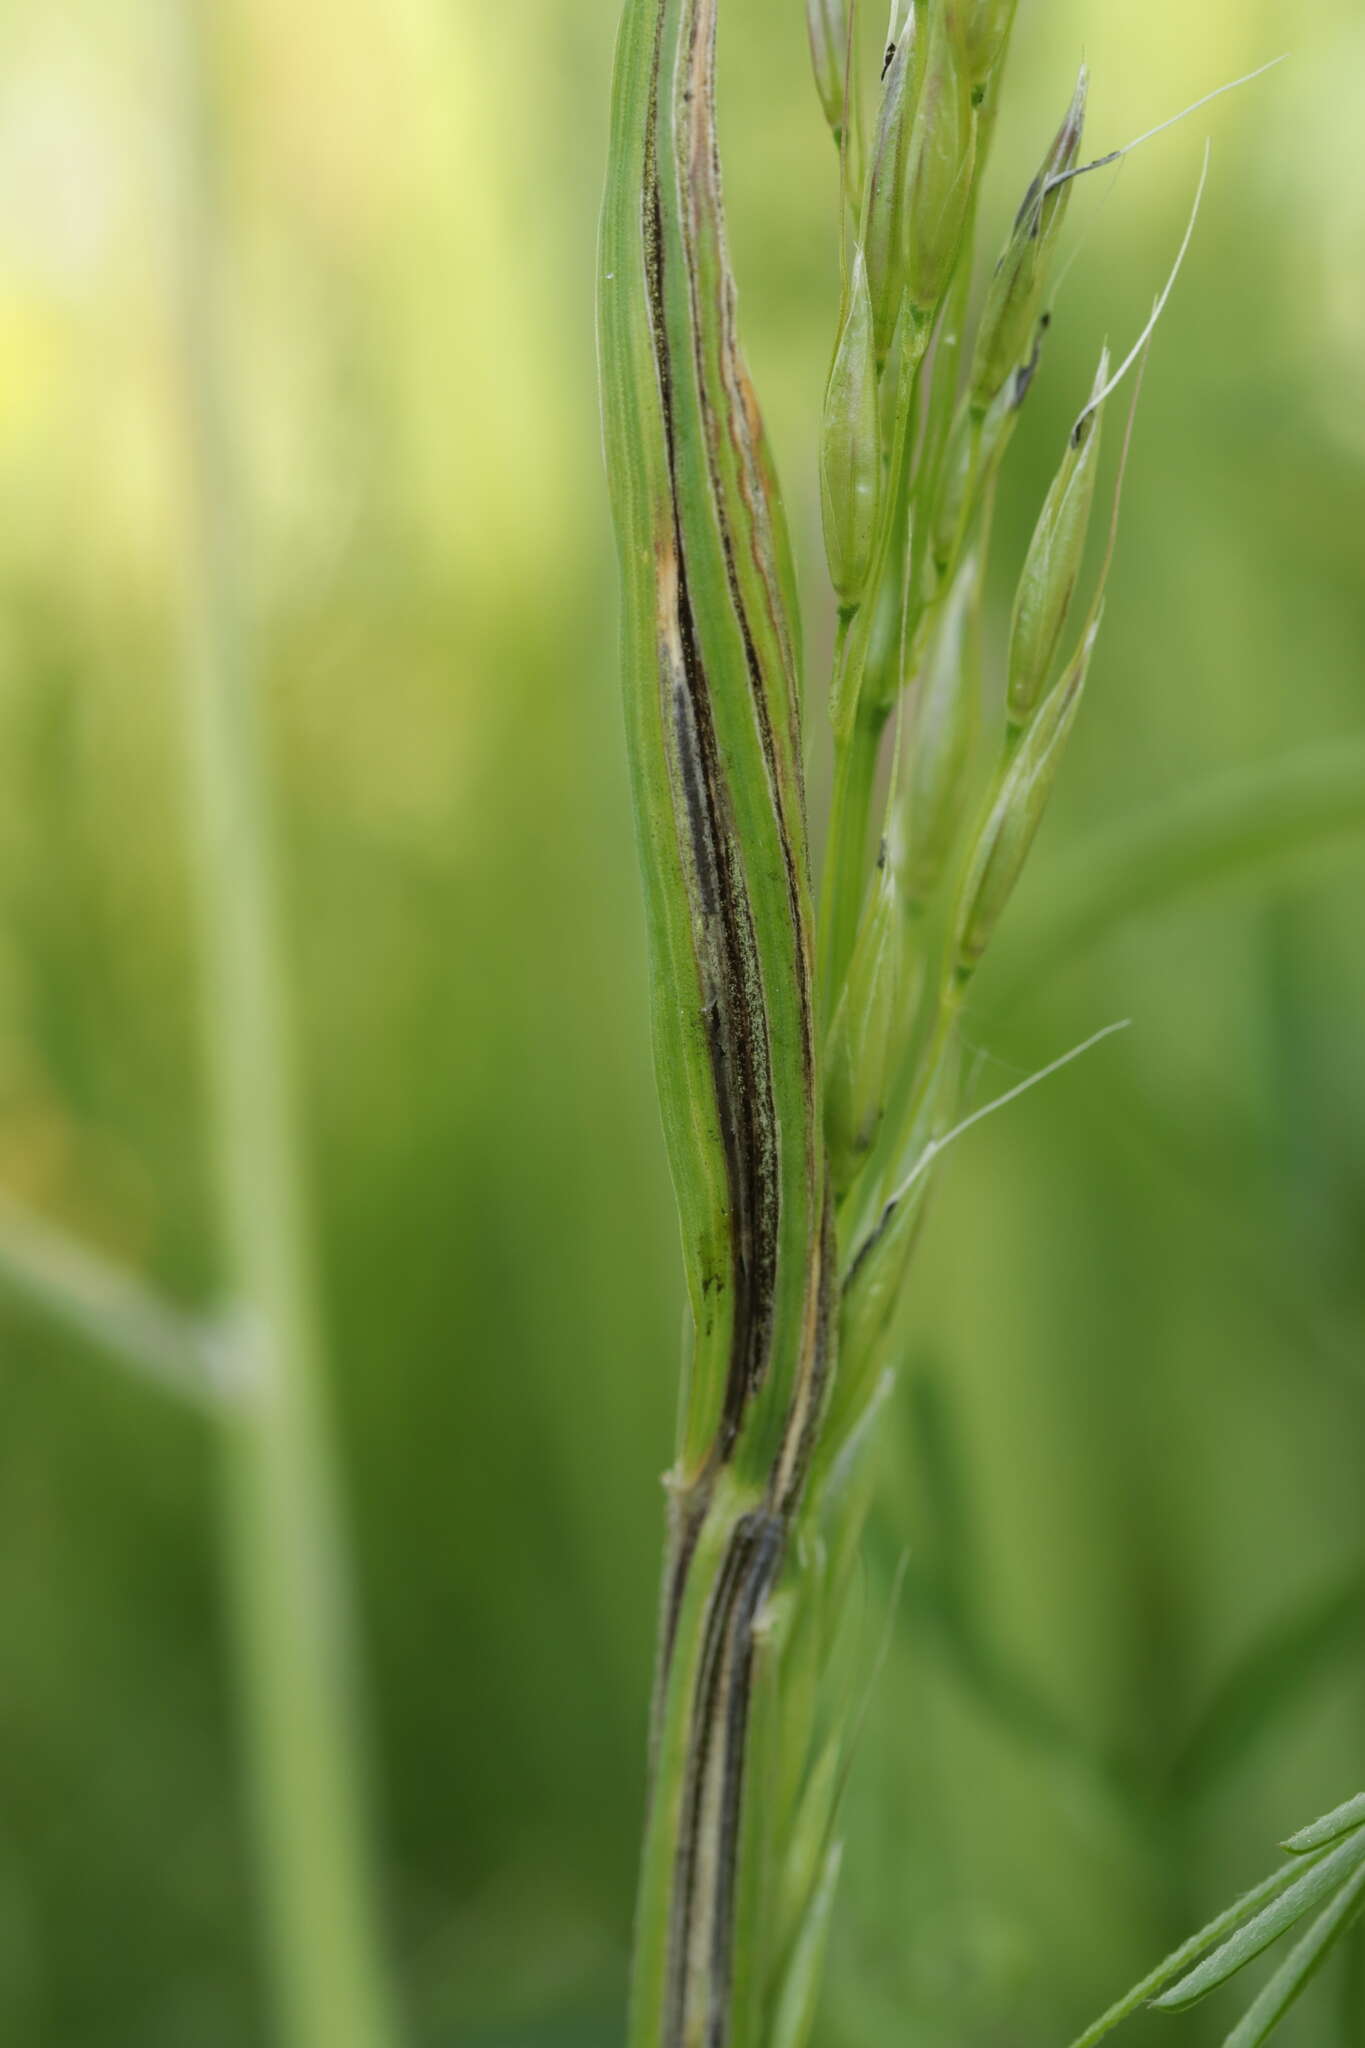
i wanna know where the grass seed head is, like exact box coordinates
[807,0,852,142]
[970,65,1088,414]
[957,0,1018,87]
[833,1052,954,1430]
[1007,347,1109,727]
[903,0,977,318]
[825,851,911,1190]
[905,552,980,903]
[931,377,1016,577]
[862,15,921,365]
[954,612,1100,973]
[821,246,883,605]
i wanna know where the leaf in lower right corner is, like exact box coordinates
[1221,1860,1365,2047]
[1154,1830,1365,2012]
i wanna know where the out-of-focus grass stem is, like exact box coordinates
[0,1191,226,1406]
[170,9,401,2047]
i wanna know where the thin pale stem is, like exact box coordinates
[0,1191,228,1406]
[171,10,401,2047]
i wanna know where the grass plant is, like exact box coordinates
[0,5,1361,2046]
[597,4,1339,2044]
[170,16,401,2045]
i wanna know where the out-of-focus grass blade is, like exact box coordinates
[1343,1919,1365,2033]
[1221,1861,1365,2048]
[907,1369,975,1636]
[988,737,1365,1013]
[777,1733,842,1962]
[903,1374,1136,1834]
[1169,1570,1365,1801]
[771,1840,843,2048]
[1154,1832,1365,2011]
[1283,1792,1365,1857]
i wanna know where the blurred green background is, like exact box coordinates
[1,0,1364,2042]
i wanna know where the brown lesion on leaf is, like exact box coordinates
[645,45,784,1481]
[653,532,779,1477]
[665,1508,784,2047]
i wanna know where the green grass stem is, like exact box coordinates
[172,10,402,2047]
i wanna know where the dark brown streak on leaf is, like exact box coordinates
[706,1514,783,2042]
[681,0,821,1163]
[664,1511,785,2045]
[846,1191,898,1292]
[644,0,783,1491]
[676,0,833,1529]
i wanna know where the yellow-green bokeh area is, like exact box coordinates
[1,0,1364,2043]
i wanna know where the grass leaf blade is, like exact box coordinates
[1066,1860,1313,2048]
[1154,1833,1365,2011]
[1283,1793,1365,1857]
[1222,1862,1365,2048]
[1171,1577,1365,1801]
[772,1840,844,2048]
[987,737,1365,1013]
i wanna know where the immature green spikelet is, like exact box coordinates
[930,372,1018,577]
[828,1047,955,1449]
[1007,348,1109,726]
[903,0,976,317]
[955,614,1101,974]
[960,0,1018,86]
[862,16,920,363]
[825,851,912,1188]
[820,247,881,605]
[806,0,851,139]
[905,553,980,903]
[971,66,1088,412]
[856,487,913,724]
